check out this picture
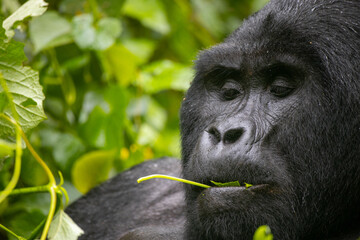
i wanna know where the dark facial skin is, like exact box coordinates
[180,1,360,239]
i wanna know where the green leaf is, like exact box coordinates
[92,17,122,50]
[0,91,9,112]
[122,0,170,34]
[137,123,159,146]
[97,0,126,17]
[253,225,273,240]
[123,38,156,64]
[72,150,115,194]
[0,26,46,138]
[3,0,48,39]
[210,180,241,187]
[48,210,84,240]
[39,129,85,174]
[79,86,128,149]
[0,139,16,160]
[137,60,193,93]
[5,209,45,239]
[72,14,121,50]
[29,11,73,53]
[103,43,138,86]
[72,14,96,49]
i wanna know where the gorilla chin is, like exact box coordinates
[184,152,297,239]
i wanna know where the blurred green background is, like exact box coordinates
[0,0,268,238]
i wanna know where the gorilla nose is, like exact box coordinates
[208,127,245,145]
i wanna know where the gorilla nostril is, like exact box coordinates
[207,127,221,144]
[223,128,244,144]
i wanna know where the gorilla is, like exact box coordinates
[66,0,360,239]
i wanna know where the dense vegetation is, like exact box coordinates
[0,0,268,239]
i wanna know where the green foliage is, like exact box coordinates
[211,180,241,187]
[48,210,84,240]
[253,225,273,240]
[0,0,269,239]
[0,26,46,139]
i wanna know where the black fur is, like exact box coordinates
[66,1,360,239]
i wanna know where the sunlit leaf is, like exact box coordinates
[123,38,156,64]
[39,129,85,174]
[0,139,16,161]
[79,86,128,149]
[72,14,96,49]
[72,150,116,193]
[29,11,72,53]
[210,180,241,187]
[191,0,227,39]
[0,26,46,138]
[137,123,159,146]
[103,43,138,86]
[137,60,193,93]
[72,14,121,50]
[253,225,273,240]
[0,91,8,112]
[48,210,84,240]
[3,0,48,38]
[61,71,76,106]
[92,17,122,50]
[122,0,170,34]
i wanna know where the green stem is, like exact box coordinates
[0,224,26,240]
[21,129,57,240]
[137,174,210,189]
[1,185,48,195]
[0,74,22,204]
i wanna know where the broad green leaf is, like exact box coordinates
[137,60,193,93]
[0,91,8,112]
[0,27,46,138]
[79,86,128,149]
[153,130,181,158]
[97,0,126,17]
[122,0,170,34]
[72,14,121,50]
[48,210,84,240]
[137,123,159,146]
[0,139,16,160]
[3,0,48,38]
[210,180,241,187]
[253,225,273,240]
[20,150,48,186]
[72,14,96,49]
[191,0,227,39]
[251,0,270,12]
[145,99,166,131]
[5,209,45,240]
[72,150,115,193]
[103,43,138,86]
[2,0,21,14]
[92,17,122,50]
[127,96,166,131]
[123,38,156,64]
[29,11,72,53]
[39,129,85,174]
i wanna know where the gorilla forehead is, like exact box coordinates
[195,0,360,85]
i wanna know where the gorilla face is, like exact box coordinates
[180,1,360,239]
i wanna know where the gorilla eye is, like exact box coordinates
[222,88,241,100]
[220,81,242,101]
[269,78,295,98]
